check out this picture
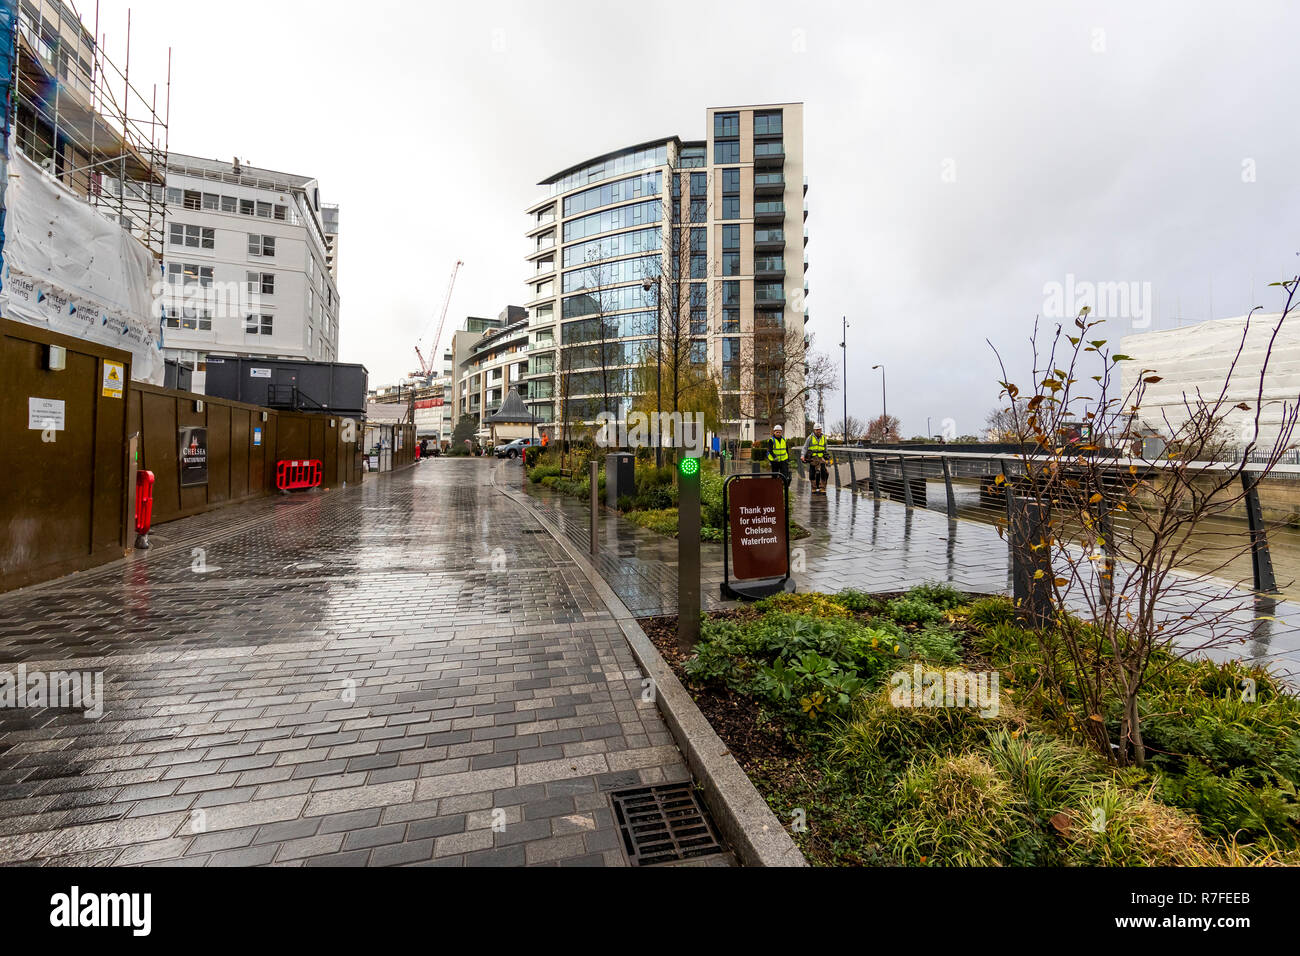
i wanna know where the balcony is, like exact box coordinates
[754,201,785,223]
[753,172,785,196]
[755,284,786,310]
[753,141,785,168]
[754,256,785,280]
[754,228,785,252]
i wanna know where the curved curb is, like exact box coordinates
[492,464,807,867]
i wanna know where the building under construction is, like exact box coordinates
[11,0,168,259]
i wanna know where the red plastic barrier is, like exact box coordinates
[134,470,155,535]
[276,459,323,492]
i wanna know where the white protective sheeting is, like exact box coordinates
[0,143,165,384]
[1120,314,1300,453]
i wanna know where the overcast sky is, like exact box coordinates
[93,0,1300,437]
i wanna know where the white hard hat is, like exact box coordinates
[772,424,783,431]
[814,422,824,430]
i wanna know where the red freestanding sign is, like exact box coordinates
[722,473,792,599]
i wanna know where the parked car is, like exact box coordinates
[495,437,535,459]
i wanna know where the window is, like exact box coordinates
[714,112,739,138]
[679,145,706,168]
[170,263,213,287]
[170,223,215,249]
[723,309,740,332]
[722,197,740,220]
[166,187,182,205]
[240,199,255,216]
[274,204,288,221]
[689,199,706,223]
[690,254,707,279]
[256,201,272,219]
[690,172,706,196]
[722,338,741,364]
[691,227,706,252]
[722,281,740,307]
[183,190,201,210]
[246,272,275,295]
[722,168,740,195]
[562,171,662,217]
[690,284,708,309]
[248,234,275,257]
[221,195,237,213]
[754,110,783,137]
[723,225,740,250]
[245,314,273,335]
[690,309,707,335]
[202,192,220,210]
[178,308,212,331]
[723,252,740,276]
[562,200,661,242]
[690,340,707,365]
[714,141,740,164]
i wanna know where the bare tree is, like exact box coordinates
[629,159,722,456]
[742,325,836,434]
[864,414,902,442]
[833,415,866,443]
[985,399,1028,442]
[989,281,1300,767]
[577,251,620,423]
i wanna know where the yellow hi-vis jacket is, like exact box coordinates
[805,434,828,459]
[768,437,789,462]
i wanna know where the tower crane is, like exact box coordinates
[414,260,464,380]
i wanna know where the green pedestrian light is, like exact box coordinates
[679,457,700,477]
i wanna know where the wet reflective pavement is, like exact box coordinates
[0,459,706,866]
[518,460,1300,682]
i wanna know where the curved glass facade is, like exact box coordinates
[517,105,806,432]
[543,143,669,197]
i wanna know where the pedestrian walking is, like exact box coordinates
[766,424,791,483]
[802,422,831,495]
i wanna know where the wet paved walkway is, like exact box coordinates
[518,460,1300,682]
[0,460,699,867]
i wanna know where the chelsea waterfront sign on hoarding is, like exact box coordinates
[179,426,208,487]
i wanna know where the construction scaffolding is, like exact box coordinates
[11,0,168,259]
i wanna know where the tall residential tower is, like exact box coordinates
[521,102,808,440]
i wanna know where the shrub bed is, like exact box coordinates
[641,586,1300,866]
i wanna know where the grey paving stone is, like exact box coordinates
[0,461,703,868]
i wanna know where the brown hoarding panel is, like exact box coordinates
[728,475,789,581]
[230,410,250,500]
[0,319,131,591]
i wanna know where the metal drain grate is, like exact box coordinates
[609,783,724,866]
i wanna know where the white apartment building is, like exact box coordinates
[160,153,341,391]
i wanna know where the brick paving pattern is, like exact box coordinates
[0,460,704,866]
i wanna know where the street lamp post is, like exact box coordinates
[643,276,663,467]
[839,316,849,441]
[872,364,888,431]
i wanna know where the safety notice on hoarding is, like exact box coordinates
[27,397,65,431]
[102,361,124,398]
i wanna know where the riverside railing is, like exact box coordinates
[812,447,1299,594]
